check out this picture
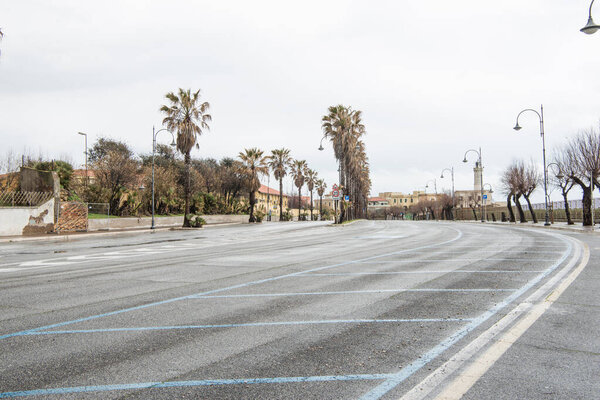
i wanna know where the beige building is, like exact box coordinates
[256,184,288,214]
[378,191,443,209]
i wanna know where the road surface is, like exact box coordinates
[0,221,597,399]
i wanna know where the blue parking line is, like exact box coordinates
[0,374,394,398]
[0,227,464,340]
[192,288,515,299]
[23,318,474,336]
[358,233,574,400]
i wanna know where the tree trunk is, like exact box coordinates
[183,152,191,227]
[298,187,301,221]
[248,190,256,222]
[471,207,477,220]
[582,185,592,226]
[506,194,516,222]
[279,178,284,222]
[310,190,313,221]
[514,194,527,223]
[523,194,538,223]
[319,196,323,218]
[562,190,573,225]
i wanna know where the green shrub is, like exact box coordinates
[186,214,206,228]
[280,209,293,221]
[254,209,265,223]
[299,212,308,221]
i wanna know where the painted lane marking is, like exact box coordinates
[0,227,464,340]
[358,231,575,400]
[355,258,556,263]
[430,239,589,400]
[26,318,474,336]
[0,268,21,273]
[297,271,544,276]
[191,289,515,299]
[0,374,394,399]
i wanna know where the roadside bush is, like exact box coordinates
[299,212,308,221]
[186,214,206,228]
[280,209,293,221]
[254,209,265,223]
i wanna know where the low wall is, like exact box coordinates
[0,199,55,236]
[88,214,248,231]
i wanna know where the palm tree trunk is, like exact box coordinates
[319,196,323,218]
[310,190,313,221]
[183,152,192,227]
[249,190,256,222]
[279,177,284,222]
[298,187,301,221]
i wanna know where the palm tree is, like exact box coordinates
[268,148,292,221]
[321,105,368,222]
[316,179,327,219]
[290,159,307,220]
[305,168,318,221]
[238,148,268,222]
[160,88,211,227]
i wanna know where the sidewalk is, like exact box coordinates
[457,219,600,234]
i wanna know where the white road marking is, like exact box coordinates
[400,236,588,400]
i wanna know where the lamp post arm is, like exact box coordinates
[590,0,596,17]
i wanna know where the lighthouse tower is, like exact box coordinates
[473,161,483,192]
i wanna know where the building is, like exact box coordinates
[256,184,288,214]
[367,197,389,207]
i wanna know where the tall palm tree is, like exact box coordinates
[238,148,268,222]
[290,159,307,220]
[160,88,211,227]
[316,179,327,219]
[305,168,318,221]
[268,148,292,221]
[321,105,366,222]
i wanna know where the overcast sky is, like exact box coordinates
[1,1,599,203]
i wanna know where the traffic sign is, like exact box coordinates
[483,195,488,199]
[332,190,340,200]
[344,195,350,201]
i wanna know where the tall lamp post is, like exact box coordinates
[582,0,600,34]
[513,105,551,226]
[482,183,493,221]
[152,126,176,229]
[77,132,88,187]
[440,167,455,214]
[463,148,484,223]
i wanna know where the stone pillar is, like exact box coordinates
[473,162,483,192]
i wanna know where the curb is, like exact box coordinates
[0,222,245,243]
[454,220,600,235]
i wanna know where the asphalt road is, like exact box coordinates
[0,221,597,399]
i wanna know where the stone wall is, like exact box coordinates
[0,199,55,236]
[88,214,248,231]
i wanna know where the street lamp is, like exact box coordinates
[152,126,176,230]
[546,162,564,180]
[513,105,551,226]
[582,0,600,34]
[77,132,88,187]
[463,148,484,223]
[440,167,455,211]
[425,179,437,194]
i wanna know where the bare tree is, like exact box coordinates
[515,160,541,223]
[501,162,521,223]
[551,149,575,225]
[565,127,600,226]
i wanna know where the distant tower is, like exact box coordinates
[473,161,483,192]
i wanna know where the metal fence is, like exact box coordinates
[87,203,111,230]
[0,191,53,207]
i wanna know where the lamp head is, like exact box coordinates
[170,140,176,147]
[581,16,600,34]
[556,172,565,180]
[513,123,522,131]
[462,158,468,163]
[440,173,444,179]
[78,131,86,136]
[318,145,324,151]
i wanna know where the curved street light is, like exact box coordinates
[152,126,176,229]
[513,105,551,226]
[425,179,437,194]
[582,0,600,34]
[463,148,484,223]
[547,162,565,180]
[440,167,455,211]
